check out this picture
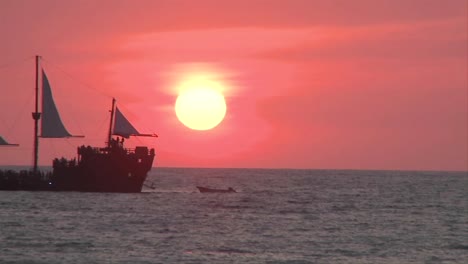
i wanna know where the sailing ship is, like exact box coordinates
[0,56,157,192]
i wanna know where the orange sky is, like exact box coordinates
[0,0,467,171]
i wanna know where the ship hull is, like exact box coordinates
[0,145,155,193]
[0,170,52,191]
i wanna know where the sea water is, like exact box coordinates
[0,168,466,263]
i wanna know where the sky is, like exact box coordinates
[0,0,467,171]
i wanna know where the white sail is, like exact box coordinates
[41,70,73,138]
[113,107,157,138]
[0,136,18,146]
[112,107,140,138]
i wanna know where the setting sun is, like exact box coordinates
[175,87,227,130]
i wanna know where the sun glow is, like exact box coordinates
[175,77,227,130]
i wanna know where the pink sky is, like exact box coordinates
[0,0,467,171]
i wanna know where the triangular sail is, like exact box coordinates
[0,136,18,146]
[112,107,140,138]
[41,70,73,138]
[113,107,157,138]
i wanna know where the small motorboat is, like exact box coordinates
[196,186,236,193]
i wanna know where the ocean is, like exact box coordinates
[0,168,467,263]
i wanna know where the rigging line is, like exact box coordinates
[49,139,78,160]
[95,112,111,141]
[41,59,111,137]
[64,137,82,152]
[5,91,35,141]
[0,118,6,129]
[133,136,157,149]
[40,58,112,99]
[53,94,86,138]
[116,103,158,136]
[0,56,34,71]
[0,117,10,141]
[48,140,58,161]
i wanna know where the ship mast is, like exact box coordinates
[107,98,116,148]
[32,55,41,173]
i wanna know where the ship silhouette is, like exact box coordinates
[0,56,157,192]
